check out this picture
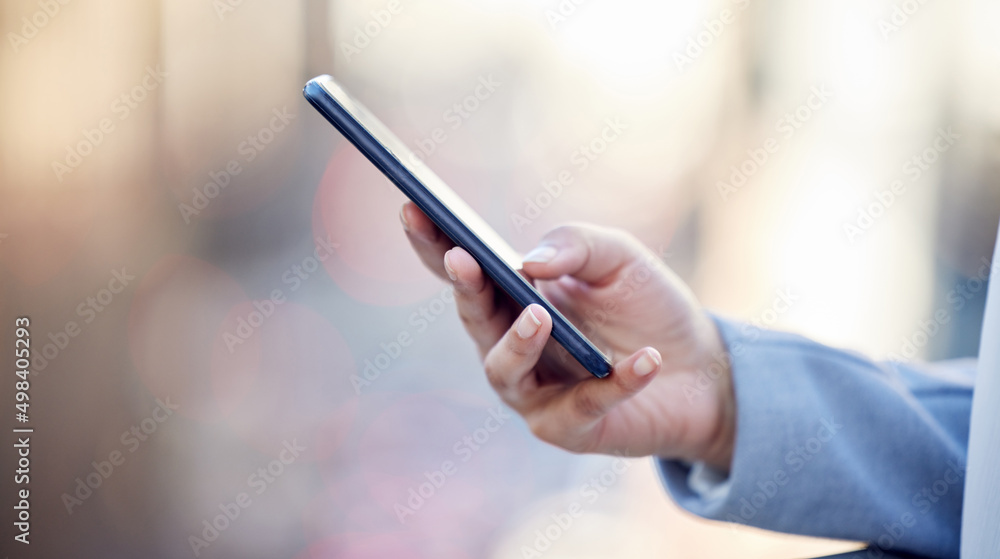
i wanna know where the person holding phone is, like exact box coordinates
[400,200,999,559]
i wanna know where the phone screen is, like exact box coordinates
[316,78,523,271]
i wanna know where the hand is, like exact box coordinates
[400,202,736,471]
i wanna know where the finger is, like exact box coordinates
[529,347,661,451]
[520,224,648,286]
[401,201,453,280]
[482,304,552,409]
[444,247,511,355]
[536,275,585,309]
[565,347,660,420]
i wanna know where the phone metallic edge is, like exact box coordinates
[303,74,613,378]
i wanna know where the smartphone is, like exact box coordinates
[303,75,613,378]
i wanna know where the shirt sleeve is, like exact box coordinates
[656,315,975,559]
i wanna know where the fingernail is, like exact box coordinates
[399,205,410,232]
[443,250,458,281]
[522,245,557,264]
[516,305,542,339]
[634,348,661,377]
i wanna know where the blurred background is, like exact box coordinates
[2,0,999,557]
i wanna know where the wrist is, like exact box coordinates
[693,313,736,473]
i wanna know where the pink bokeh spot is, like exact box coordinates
[128,254,250,421]
[312,143,441,307]
[311,139,493,307]
[221,301,358,462]
[211,300,265,417]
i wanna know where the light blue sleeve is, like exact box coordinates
[657,315,975,559]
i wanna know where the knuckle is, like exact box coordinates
[482,360,509,392]
[526,414,591,454]
[452,276,479,296]
[456,308,481,329]
[560,437,591,455]
[504,333,534,357]
[526,415,557,444]
[542,223,583,247]
[454,291,493,326]
[606,227,639,251]
[546,224,574,238]
[571,389,606,419]
[588,222,633,246]
[609,225,631,240]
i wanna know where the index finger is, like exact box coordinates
[520,224,646,286]
[400,201,454,281]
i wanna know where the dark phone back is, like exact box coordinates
[303,75,613,378]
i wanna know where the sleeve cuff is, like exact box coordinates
[656,456,733,500]
[688,460,733,499]
[656,456,735,518]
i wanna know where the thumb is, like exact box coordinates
[527,347,661,452]
[564,347,661,421]
[520,224,649,285]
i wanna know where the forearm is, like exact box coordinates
[658,315,974,558]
